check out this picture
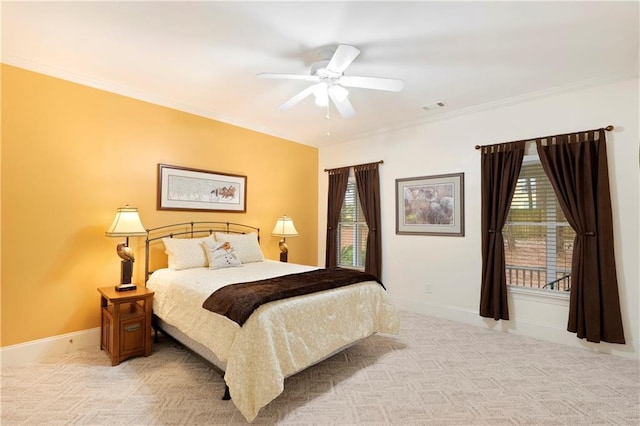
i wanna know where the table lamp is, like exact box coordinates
[105,205,146,291]
[271,215,299,262]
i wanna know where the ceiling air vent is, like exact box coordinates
[422,102,446,111]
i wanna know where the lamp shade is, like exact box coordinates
[271,216,299,237]
[105,206,146,237]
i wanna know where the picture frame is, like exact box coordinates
[157,163,247,212]
[396,172,464,236]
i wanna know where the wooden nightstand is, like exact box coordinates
[98,286,154,366]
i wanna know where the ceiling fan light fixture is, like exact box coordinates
[313,83,329,107]
[314,93,328,107]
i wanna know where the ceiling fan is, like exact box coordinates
[258,44,404,118]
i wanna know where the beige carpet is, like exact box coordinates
[2,311,639,425]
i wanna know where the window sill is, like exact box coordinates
[337,265,365,271]
[508,285,570,305]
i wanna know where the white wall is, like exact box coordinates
[318,78,639,359]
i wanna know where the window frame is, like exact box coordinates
[503,154,574,297]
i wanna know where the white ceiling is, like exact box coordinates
[2,1,638,148]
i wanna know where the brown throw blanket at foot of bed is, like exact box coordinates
[202,267,384,326]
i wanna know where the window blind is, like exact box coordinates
[337,180,368,268]
[503,159,575,291]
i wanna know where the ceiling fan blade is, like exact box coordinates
[258,73,320,82]
[277,84,319,110]
[340,75,405,92]
[329,90,356,118]
[326,44,360,74]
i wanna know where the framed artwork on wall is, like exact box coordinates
[395,172,464,236]
[157,163,247,212]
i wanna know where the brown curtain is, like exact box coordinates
[354,162,382,279]
[325,167,350,268]
[536,130,624,344]
[479,141,526,320]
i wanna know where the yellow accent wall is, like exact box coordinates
[0,64,318,347]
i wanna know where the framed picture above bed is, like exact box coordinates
[395,172,464,236]
[157,163,247,212]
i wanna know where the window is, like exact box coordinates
[503,156,575,292]
[337,178,368,269]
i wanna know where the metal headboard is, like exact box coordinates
[144,221,260,282]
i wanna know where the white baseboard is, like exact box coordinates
[0,327,101,368]
[2,300,637,367]
[391,295,639,360]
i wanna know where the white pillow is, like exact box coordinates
[202,240,242,269]
[162,235,215,270]
[214,232,264,263]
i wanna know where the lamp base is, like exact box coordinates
[278,239,289,262]
[115,283,137,292]
[120,259,133,285]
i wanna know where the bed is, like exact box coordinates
[144,222,399,422]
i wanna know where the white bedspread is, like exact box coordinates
[147,260,399,422]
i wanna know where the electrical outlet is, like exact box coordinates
[425,284,433,294]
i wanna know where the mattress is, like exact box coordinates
[146,260,399,421]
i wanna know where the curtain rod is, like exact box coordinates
[474,125,614,150]
[324,160,384,172]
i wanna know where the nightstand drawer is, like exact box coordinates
[119,314,146,356]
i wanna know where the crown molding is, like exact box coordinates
[3,54,637,149]
[330,71,639,146]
